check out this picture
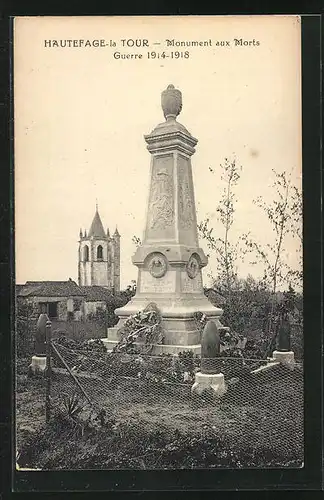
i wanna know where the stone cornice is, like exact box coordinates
[144,130,198,156]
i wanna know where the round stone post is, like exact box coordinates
[29,313,49,375]
[272,309,295,368]
[191,320,226,396]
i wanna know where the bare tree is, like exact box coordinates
[287,184,303,287]
[243,169,302,335]
[198,157,242,304]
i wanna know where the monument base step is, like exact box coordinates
[101,338,201,355]
[107,326,201,346]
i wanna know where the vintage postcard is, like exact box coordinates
[14,15,303,471]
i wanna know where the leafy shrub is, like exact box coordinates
[86,289,135,328]
[206,280,303,359]
[16,302,36,358]
[62,393,83,420]
[67,311,74,322]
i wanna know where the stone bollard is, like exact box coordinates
[29,313,49,375]
[272,309,295,369]
[191,320,226,397]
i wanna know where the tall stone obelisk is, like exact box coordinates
[105,84,224,354]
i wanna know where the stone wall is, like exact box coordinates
[50,319,106,340]
[93,261,110,287]
[84,300,106,317]
[58,300,68,321]
[25,296,85,321]
[79,260,92,286]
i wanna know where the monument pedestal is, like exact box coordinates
[106,84,225,355]
[191,372,226,396]
[105,291,223,354]
[272,350,295,368]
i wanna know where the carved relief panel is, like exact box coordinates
[147,252,168,278]
[186,254,200,279]
[178,155,195,230]
[146,155,175,240]
[181,270,203,293]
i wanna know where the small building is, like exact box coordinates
[80,285,114,318]
[16,280,117,322]
[16,279,85,321]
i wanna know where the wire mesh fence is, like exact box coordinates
[32,336,304,469]
[15,322,304,470]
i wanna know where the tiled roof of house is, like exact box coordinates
[80,285,113,302]
[17,280,85,298]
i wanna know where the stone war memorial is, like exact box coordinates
[104,84,226,354]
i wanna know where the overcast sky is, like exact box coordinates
[14,15,302,289]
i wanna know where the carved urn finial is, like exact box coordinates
[161,84,182,121]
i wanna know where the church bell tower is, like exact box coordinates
[78,205,120,291]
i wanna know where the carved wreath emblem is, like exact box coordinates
[186,255,199,279]
[148,253,168,278]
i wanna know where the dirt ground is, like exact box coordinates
[15,376,46,458]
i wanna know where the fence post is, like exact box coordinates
[272,310,295,368]
[45,319,52,423]
[51,341,96,411]
[191,320,226,397]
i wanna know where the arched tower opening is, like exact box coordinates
[83,245,89,262]
[97,245,103,260]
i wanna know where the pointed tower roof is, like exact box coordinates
[114,226,120,237]
[88,207,106,239]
